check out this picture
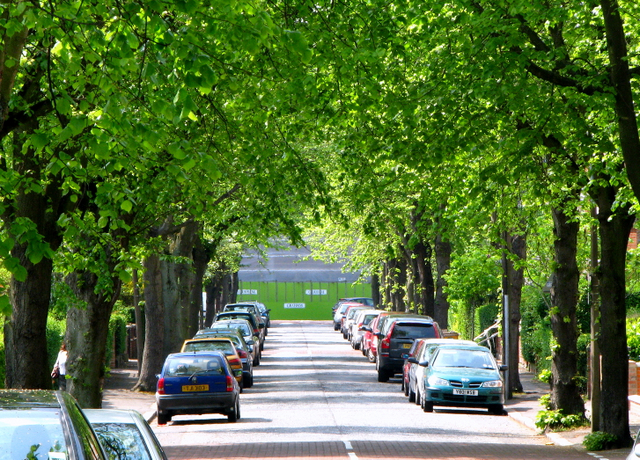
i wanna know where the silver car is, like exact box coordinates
[85,409,168,460]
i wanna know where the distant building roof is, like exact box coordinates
[238,246,365,283]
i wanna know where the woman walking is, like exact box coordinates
[52,342,68,390]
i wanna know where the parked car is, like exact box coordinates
[341,304,371,339]
[156,351,241,424]
[181,337,244,388]
[332,301,356,330]
[85,409,168,460]
[223,303,268,336]
[407,338,481,405]
[375,315,442,382]
[0,389,107,460]
[419,344,507,414]
[361,311,419,365]
[215,310,265,351]
[238,300,271,328]
[402,338,429,400]
[199,319,260,363]
[350,309,381,350]
[332,297,375,317]
[189,330,255,386]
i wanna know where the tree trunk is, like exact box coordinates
[549,206,585,416]
[596,187,634,448]
[371,272,381,307]
[434,234,451,329]
[65,270,121,407]
[4,254,54,389]
[205,273,224,327]
[163,220,198,356]
[190,233,210,335]
[134,254,165,392]
[507,233,525,394]
[3,133,63,389]
[416,240,434,318]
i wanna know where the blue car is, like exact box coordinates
[420,344,507,415]
[156,351,241,425]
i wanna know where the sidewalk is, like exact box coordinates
[101,360,640,453]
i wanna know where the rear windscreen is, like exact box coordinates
[392,324,436,339]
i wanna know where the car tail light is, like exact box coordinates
[253,328,259,335]
[157,378,165,395]
[381,336,390,350]
[226,375,234,392]
[236,349,248,359]
[228,357,241,367]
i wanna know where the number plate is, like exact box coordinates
[453,388,478,396]
[182,384,209,392]
[402,343,412,349]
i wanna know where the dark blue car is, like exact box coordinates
[156,351,241,425]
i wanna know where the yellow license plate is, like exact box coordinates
[402,343,412,349]
[182,384,209,392]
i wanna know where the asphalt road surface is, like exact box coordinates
[155,320,598,459]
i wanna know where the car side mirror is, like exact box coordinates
[634,444,640,457]
[419,360,429,367]
[361,326,371,332]
[499,365,508,372]
[374,332,383,338]
[408,357,418,364]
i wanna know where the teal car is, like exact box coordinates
[420,344,507,415]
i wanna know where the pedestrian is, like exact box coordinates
[51,342,68,390]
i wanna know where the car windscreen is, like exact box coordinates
[0,409,67,460]
[92,422,152,460]
[392,323,437,339]
[164,356,225,377]
[433,349,495,369]
[363,314,377,326]
[183,341,234,354]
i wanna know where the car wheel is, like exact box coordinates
[157,411,171,425]
[244,374,253,388]
[377,369,389,382]
[353,340,360,350]
[334,323,340,331]
[408,386,416,403]
[414,388,421,405]
[367,348,376,363]
[228,399,239,422]
[423,399,434,412]
[488,404,505,415]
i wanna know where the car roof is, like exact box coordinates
[84,408,143,424]
[0,389,61,408]
[433,344,491,352]
[167,351,227,359]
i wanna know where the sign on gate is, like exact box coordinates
[284,303,306,309]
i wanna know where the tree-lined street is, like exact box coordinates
[154,321,605,459]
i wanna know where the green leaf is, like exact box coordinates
[120,200,133,212]
[0,295,11,318]
[118,270,132,283]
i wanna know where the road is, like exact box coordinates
[154,321,598,459]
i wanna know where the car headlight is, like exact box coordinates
[428,376,449,386]
[481,380,503,388]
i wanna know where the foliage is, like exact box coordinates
[627,316,640,361]
[521,294,552,372]
[475,303,500,339]
[46,317,66,374]
[535,408,589,432]
[0,327,3,388]
[106,311,129,368]
[538,370,552,385]
[583,432,619,451]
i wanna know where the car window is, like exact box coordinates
[165,356,224,376]
[183,341,233,354]
[434,349,495,369]
[92,423,152,460]
[0,410,67,460]
[392,324,436,339]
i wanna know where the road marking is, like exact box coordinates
[348,454,358,460]
[343,440,353,450]
[587,453,607,459]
